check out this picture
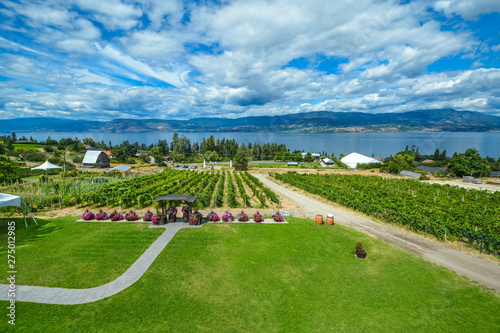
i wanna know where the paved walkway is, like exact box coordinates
[0,223,201,305]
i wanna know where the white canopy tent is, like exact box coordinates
[0,193,37,228]
[340,152,382,169]
[31,160,63,175]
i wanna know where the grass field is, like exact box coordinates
[1,216,499,332]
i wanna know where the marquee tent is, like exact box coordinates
[340,152,382,169]
[0,193,37,228]
[31,160,63,174]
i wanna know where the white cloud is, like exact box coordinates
[74,0,142,30]
[434,0,500,20]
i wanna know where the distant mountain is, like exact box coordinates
[3,109,500,133]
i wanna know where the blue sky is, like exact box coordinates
[0,0,499,121]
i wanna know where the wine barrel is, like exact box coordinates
[315,214,324,225]
[326,214,334,225]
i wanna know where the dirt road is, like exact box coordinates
[253,173,500,293]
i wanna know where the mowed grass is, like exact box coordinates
[1,217,499,332]
[0,218,163,288]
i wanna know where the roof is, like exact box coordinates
[491,171,500,177]
[322,158,335,164]
[301,152,321,157]
[416,166,446,173]
[421,159,435,164]
[31,160,63,171]
[0,193,21,207]
[400,170,421,178]
[340,152,381,169]
[83,150,105,164]
[154,195,198,203]
[102,150,112,156]
[287,162,298,166]
[108,165,131,172]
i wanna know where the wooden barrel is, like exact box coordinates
[326,214,334,225]
[315,214,324,225]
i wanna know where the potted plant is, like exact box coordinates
[222,211,233,222]
[355,242,367,259]
[151,215,160,225]
[125,209,139,221]
[143,210,154,222]
[95,209,108,220]
[272,211,284,222]
[167,206,177,222]
[81,209,95,221]
[190,211,202,225]
[182,206,190,223]
[110,209,124,221]
[236,211,248,222]
[253,211,263,223]
[206,211,220,222]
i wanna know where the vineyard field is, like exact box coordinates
[273,172,500,254]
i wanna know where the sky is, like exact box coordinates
[0,0,499,121]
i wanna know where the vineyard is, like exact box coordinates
[1,170,281,213]
[273,172,500,254]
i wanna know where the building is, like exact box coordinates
[301,152,321,161]
[416,166,446,173]
[321,158,335,166]
[287,162,299,166]
[82,150,110,168]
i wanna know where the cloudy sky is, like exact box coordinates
[1,0,499,121]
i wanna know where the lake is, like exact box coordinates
[6,131,500,158]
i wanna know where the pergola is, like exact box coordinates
[153,195,197,223]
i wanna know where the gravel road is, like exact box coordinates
[253,173,500,293]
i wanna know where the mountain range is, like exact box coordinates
[3,109,500,133]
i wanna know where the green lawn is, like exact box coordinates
[0,216,499,332]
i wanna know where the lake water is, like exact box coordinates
[7,131,500,158]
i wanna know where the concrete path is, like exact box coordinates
[0,223,201,305]
[254,173,500,293]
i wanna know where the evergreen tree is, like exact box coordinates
[233,148,249,171]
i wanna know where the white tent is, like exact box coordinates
[0,193,37,228]
[341,152,382,169]
[31,160,63,174]
[0,193,21,207]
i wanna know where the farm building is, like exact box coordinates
[287,162,299,166]
[400,170,421,178]
[321,158,335,166]
[340,152,382,169]
[82,150,110,168]
[107,165,131,176]
[416,166,446,173]
[491,171,500,177]
[301,152,321,161]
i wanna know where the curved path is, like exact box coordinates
[254,173,500,293]
[0,223,201,305]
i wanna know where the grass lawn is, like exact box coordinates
[1,216,499,332]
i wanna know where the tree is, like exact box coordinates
[233,148,249,171]
[447,148,489,177]
[387,152,415,174]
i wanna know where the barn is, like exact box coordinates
[82,150,110,168]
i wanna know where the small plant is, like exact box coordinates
[166,206,177,215]
[206,210,220,222]
[253,211,263,223]
[81,209,95,220]
[222,211,233,222]
[355,242,367,259]
[181,206,190,214]
[236,211,248,222]
[95,209,108,220]
[125,209,139,221]
[143,210,154,221]
[272,211,284,222]
[151,215,160,224]
[110,209,123,221]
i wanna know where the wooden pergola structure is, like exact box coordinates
[153,194,197,224]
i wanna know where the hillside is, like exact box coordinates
[3,109,500,133]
